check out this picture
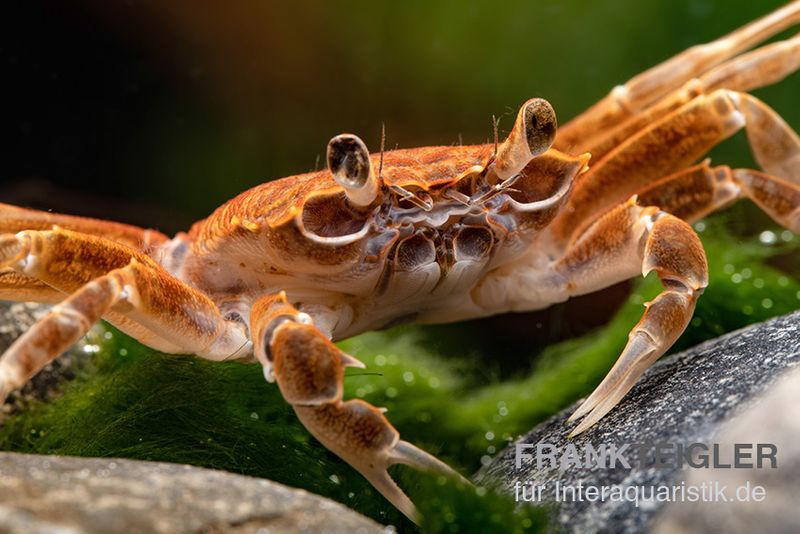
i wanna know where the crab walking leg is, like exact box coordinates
[250,292,466,523]
[547,200,708,436]
[586,32,800,162]
[636,162,800,232]
[552,89,800,245]
[555,0,800,152]
[0,204,171,305]
[0,268,125,402]
[0,230,249,401]
[0,202,169,252]
[0,271,63,304]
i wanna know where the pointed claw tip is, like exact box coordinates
[340,352,366,369]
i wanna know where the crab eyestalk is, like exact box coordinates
[327,134,382,207]
[494,98,558,180]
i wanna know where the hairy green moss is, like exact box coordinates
[1,209,798,531]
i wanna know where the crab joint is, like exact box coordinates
[494,98,558,181]
[327,133,382,207]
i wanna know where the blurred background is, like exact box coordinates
[3,0,799,364]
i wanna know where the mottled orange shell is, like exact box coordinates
[190,144,494,239]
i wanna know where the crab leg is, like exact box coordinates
[555,0,800,152]
[557,165,800,435]
[0,228,249,402]
[636,162,800,232]
[0,202,168,251]
[476,199,708,435]
[538,200,708,436]
[0,202,170,304]
[250,292,465,523]
[585,32,800,162]
[552,89,800,245]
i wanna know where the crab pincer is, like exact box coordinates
[251,292,466,523]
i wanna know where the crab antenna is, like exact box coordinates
[327,133,382,206]
[494,98,558,180]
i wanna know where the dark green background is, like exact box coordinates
[5,0,797,231]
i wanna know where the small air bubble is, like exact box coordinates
[781,230,794,242]
[119,348,128,356]
[329,474,340,485]
[487,445,496,454]
[731,273,742,284]
[385,387,398,398]
[498,406,509,417]
[753,278,764,288]
[402,371,414,383]
[356,388,367,397]
[742,305,754,315]
[475,486,488,497]
[82,344,100,354]
[762,298,773,309]
[759,230,777,245]
[693,221,706,232]
[485,431,495,441]
[250,412,259,420]
[103,331,113,340]
[428,377,440,388]
[778,276,789,287]
[741,268,752,279]
[480,455,492,466]
[374,354,386,367]
[723,264,735,274]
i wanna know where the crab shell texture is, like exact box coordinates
[184,143,588,340]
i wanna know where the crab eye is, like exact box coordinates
[327,134,381,206]
[523,98,557,157]
[494,98,558,180]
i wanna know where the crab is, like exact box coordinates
[2,0,800,523]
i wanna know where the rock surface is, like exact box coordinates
[0,452,386,533]
[476,311,800,534]
[653,366,800,534]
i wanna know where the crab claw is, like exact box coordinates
[327,134,382,207]
[494,98,558,180]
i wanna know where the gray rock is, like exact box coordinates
[0,301,91,414]
[653,366,800,534]
[476,311,800,534]
[0,452,386,534]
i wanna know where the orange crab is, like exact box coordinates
[2,1,800,523]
